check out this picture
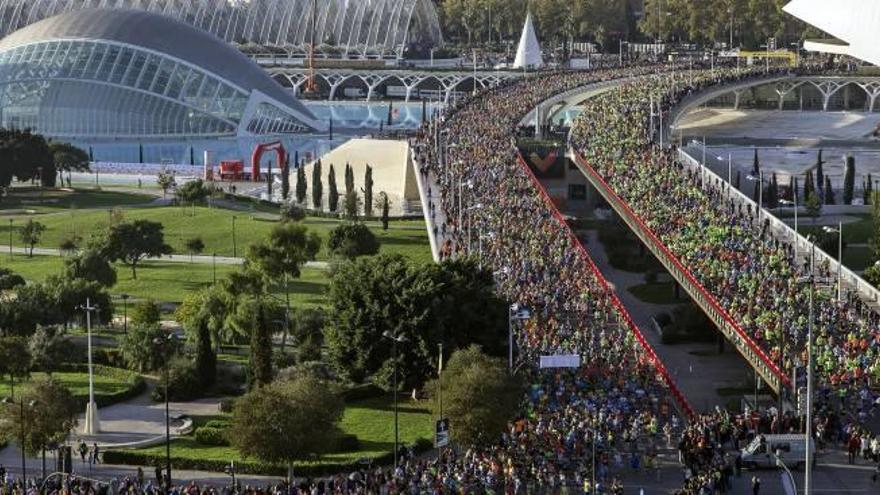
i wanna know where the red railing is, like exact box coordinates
[515,152,697,420]
[570,150,791,392]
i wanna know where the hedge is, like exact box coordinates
[103,438,433,477]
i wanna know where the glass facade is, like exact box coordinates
[0,40,251,138]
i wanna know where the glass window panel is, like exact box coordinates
[164,63,185,99]
[110,47,134,85]
[84,43,107,79]
[181,70,204,99]
[70,43,95,78]
[123,51,148,87]
[136,54,160,91]
[149,57,173,94]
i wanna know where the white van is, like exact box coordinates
[741,434,815,470]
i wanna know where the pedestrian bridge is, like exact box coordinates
[268,68,522,102]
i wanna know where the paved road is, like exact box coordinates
[0,245,329,269]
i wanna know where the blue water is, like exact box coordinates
[71,101,436,165]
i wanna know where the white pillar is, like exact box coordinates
[82,297,101,434]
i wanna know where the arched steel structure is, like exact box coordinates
[0,0,443,58]
[269,69,521,102]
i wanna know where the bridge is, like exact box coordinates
[566,74,880,397]
[268,68,522,102]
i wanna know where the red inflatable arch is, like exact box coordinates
[251,141,287,182]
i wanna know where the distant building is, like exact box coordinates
[0,9,322,140]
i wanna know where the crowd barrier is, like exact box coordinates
[515,151,697,420]
[570,149,790,396]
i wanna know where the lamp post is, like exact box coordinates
[8,218,12,259]
[747,171,766,220]
[231,216,237,258]
[1,397,35,483]
[153,333,178,492]
[822,223,844,301]
[212,253,217,285]
[120,294,130,334]
[79,298,100,434]
[797,242,833,495]
[382,331,407,469]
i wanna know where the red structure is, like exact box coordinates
[219,160,245,181]
[251,141,287,182]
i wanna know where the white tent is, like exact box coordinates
[513,12,543,69]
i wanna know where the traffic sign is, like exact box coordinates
[435,418,449,448]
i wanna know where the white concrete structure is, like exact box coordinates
[783,0,880,66]
[513,12,543,70]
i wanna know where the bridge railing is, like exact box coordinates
[680,149,880,307]
[515,151,696,420]
[570,149,790,395]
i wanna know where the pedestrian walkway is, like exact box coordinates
[1,246,328,269]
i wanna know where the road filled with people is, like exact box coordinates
[568,67,880,422]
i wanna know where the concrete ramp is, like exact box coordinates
[296,138,419,216]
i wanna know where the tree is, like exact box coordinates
[865,174,873,205]
[767,173,778,208]
[119,325,173,372]
[250,298,274,388]
[328,164,339,213]
[752,147,760,175]
[380,192,390,230]
[59,236,80,257]
[804,170,815,198]
[156,169,175,199]
[425,346,522,447]
[184,237,205,262]
[364,165,374,217]
[824,177,835,205]
[295,165,307,205]
[228,374,343,471]
[50,142,90,187]
[131,300,162,327]
[0,128,55,190]
[281,159,290,201]
[805,192,822,220]
[735,170,741,190]
[290,308,325,363]
[0,268,25,291]
[63,249,117,287]
[1,377,78,457]
[344,163,354,196]
[343,191,361,220]
[843,154,856,205]
[871,191,880,261]
[175,179,210,215]
[327,223,380,259]
[101,220,172,279]
[816,149,825,201]
[325,255,506,390]
[280,202,306,222]
[246,222,320,350]
[0,336,31,395]
[19,219,46,257]
[28,326,66,374]
[311,160,323,209]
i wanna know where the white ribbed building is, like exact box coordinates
[784,0,880,66]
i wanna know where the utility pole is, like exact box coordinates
[81,298,101,434]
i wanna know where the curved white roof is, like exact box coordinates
[784,0,880,65]
[0,8,313,118]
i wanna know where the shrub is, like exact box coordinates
[204,419,231,429]
[327,223,379,259]
[218,398,236,413]
[152,357,202,402]
[194,426,229,446]
[333,434,360,452]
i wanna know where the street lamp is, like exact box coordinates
[796,242,834,495]
[8,218,13,260]
[212,253,217,285]
[78,298,100,434]
[153,333,179,491]
[1,397,36,483]
[747,171,766,219]
[508,304,531,371]
[382,331,407,469]
[822,223,844,301]
[120,294,130,334]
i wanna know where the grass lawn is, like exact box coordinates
[0,368,138,402]
[0,187,154,213]
[120,396,433,470]
[628,282,682,305]
[1,199,430,263]
[0,255,331,308]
